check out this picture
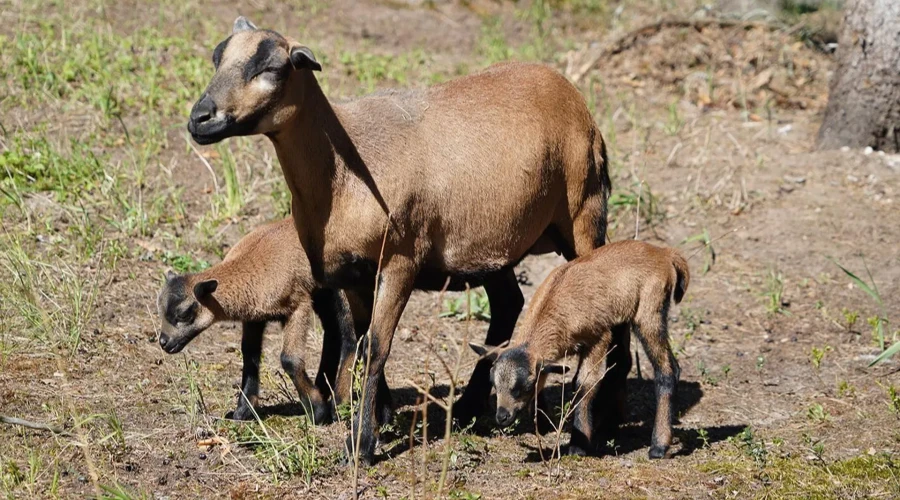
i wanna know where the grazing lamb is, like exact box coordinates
[157,217,385,424]
[186,17,615,464]
[472,240,689,459]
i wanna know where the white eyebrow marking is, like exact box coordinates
[254,77,275,92]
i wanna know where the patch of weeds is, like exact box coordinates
[222,415,330,484]
[440,289,491,322]
[842,307,859,332]
[271,181,292,218]
[697,428,710,448]
[516,0,553,61]
[0,234,102,353]
[807,403,829,424]
[1,22,211,118]
[338,49,429,94]
[809,345,832,369]
[729,427,767,467]
[831,258,894,363]
[837,380,856,398]
[98,482,150,500]
[448,489,482,500]
[877,383,900,416]
[664,101,684,136]
[160,251,209,274]
[478,17,512,64]
[0,134,104,201]
[697,361,718,386]
[608,181,664,232]
[761,269,789,315]
[700,452,900,498]
[682,229,715,274]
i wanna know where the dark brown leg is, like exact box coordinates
[281,301,330,425]
[453,268,524,425]
[345,258,416,466]
[232,321,265,421]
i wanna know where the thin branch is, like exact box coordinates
[0,415,70,436]
[186,135,220,195]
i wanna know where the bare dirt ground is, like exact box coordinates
[1,0,899,499]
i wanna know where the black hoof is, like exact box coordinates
[565,443,590,457]
[230,405,256,421]
[345,434,377,467]
[310,403,333,426]
[648,445,668,459]
[452,396,486,427]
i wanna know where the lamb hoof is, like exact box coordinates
[648,445,668,459]
[565,443,590,457]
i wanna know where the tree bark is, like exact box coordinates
[817,0,900,153]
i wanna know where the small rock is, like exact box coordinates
[864,147,874,155]
[841,146,850,152]
[783,175,805,184]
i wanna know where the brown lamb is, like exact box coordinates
[186,17,614,464]
[157,217,387,424]
[472,240,689,459]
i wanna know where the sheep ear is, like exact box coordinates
[469,342,509,361]
[233,16,257,34]
[290,45,322,72]
[469,342,500,361]
[539,363,569,375]
[469,342,490,357]
[193,279,218,299]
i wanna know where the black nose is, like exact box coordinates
[496,408,512,426]
[190,94,217,124]
[159,333,170,348]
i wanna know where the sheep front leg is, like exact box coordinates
[231,321,265,421]
[567,334,612,456]
[454,268,524,425]
[281,301,331,425]
[594,323,632,444]
[345,259,416,466]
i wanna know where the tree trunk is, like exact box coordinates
[817,0,900,153]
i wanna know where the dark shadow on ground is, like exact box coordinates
[378,376,716,463]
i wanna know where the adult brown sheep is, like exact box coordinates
[187,17,618,465]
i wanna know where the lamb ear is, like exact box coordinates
[289,45,322,72]
[469,342,491,358]
[469,341,509,361]
[539,363,569,375]
[233,16,257,34]
[193,279,218,299]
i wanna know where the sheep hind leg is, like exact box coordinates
[281,303,331,425]
[231,321,265,421]
[634,303,679,459]
[453,267,524,426]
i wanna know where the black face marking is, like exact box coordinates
[163,275,197,325]
[243,38,278,82]
[212,36,231,69]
